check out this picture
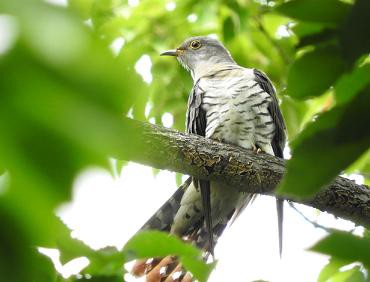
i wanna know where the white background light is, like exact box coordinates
[56,163,363,281]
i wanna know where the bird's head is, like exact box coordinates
[160,36,236,78]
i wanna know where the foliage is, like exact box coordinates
[0,0,369,281]
[124,231,215,282]
[276,0,370,197]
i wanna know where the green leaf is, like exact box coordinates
[340,0,370,65]
[280,95,309,140]
[123,231,213,282]
[65,276,122,282]
[297,28,338,48]
[114,160,128,177]
[57,226,96,265]
[176,173,183,186]
[57,222,126,276]
[261,13,292,39]
[67,0,94,19]
[223,16,236,43]
[330,266,366,282]
[30,249,58,282]
[84,247,126,276]
[318,258,349,282]
[275,0,351,25]
[278,89,370,197]
[287,45,346,100]
[0,206,58,282]
[323,264,368,282]
[181,256,216,282]
[0,0,138,243]
[346,149,370,175]
[310,231,370,268]
[335,64,370,105]
[123,231,200,260]
[292,22,325,38]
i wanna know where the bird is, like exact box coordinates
[131,36,286,282]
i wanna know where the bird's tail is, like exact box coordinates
[276,198,284,257]
[130,178,232,282]
[131,224,229,282]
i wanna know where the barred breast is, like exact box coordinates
[199,67,275,155]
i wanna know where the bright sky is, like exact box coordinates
[52,163,363,282]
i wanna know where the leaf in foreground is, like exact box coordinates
[278,89,370,197]
[310,231,370,268]
[123,231,214,282]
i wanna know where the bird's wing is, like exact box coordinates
[186,81,214,255]
[186,80,207,136]
[253,68,286,257]
[253,69,286,156]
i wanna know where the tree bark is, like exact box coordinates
[119,118,370,228]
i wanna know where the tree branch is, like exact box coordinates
[120,118,370,228]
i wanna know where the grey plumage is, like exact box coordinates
[138,36,286,258]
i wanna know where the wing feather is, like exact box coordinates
[254,69,286,257]
[186,81,214,254]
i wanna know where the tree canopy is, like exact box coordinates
[0,0,369,281]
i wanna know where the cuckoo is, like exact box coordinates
[132,36,286,282]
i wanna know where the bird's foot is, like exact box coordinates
[252,145,262,154]
[132,256,193,282]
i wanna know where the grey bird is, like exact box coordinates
[132,36,286,281]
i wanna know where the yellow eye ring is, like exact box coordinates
[189,40,201,50]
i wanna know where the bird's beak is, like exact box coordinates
[160,49,180,56]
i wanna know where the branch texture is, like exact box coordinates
[120,118,370,228]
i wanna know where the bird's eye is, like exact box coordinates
[189,40,201,50]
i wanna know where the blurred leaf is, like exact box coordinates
[0,1,140,281]
[90,0,123,31]
[223,16,236,43]
[0,204,30,282]
[67,0,94,20]
[310,231,370,268]
[275,0,351,25]
[57,222,125,276]
[297,28,338,48]
[318,258,349,282]
[287,45,346,100]
[330,266,367,282]
[280,96,308,140]
[181,256,216,282]
[152,167,160,177]
[65,276,122,282]
[292,22,325,38]
[0,203,58,282]
[335,64,370,105]
[114,159,128,176]
[123,231,213,282]
[278,89,370,197]
[123,231,200,259]
[31,249,58,282]
[346,149,370,175]
[340,0,370,65]
[176,173,183,186]
[57,225,96,264]
[84,247,125,276]
[261,13,291,39]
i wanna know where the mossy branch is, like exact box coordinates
[118,118,370,228]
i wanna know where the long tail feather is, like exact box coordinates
[199,179,214,256]
[131,179,254,281]
[276,198,284,257]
